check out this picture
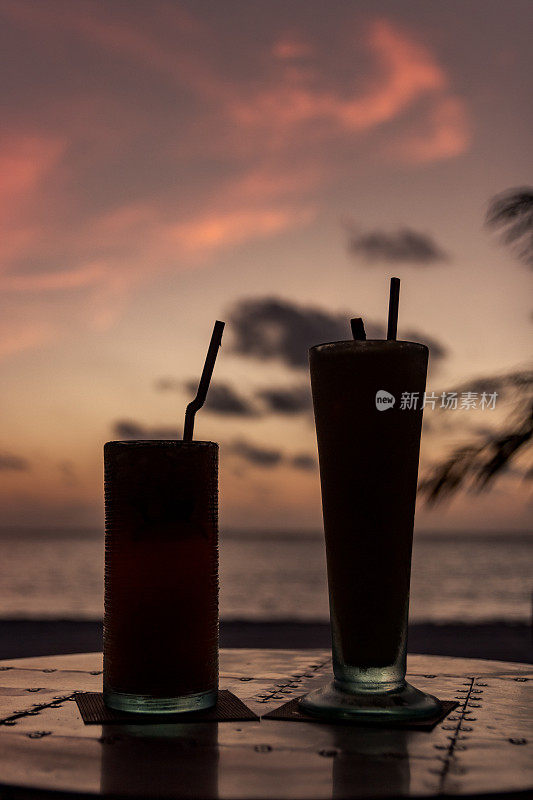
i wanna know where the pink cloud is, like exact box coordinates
[0,319,55,360]
[88,197,316,264]
[0,262,107,292]
[227,19,450,138]
[272,34,314,61]
[0,133,65,222]
[338,19,447,129]
[167,206,315,254]
[1,4,469,162]
[0,4,472,358]
[0,133,66,265]
[230,165,322,200]
[0,134,64,210]
[388,96,471,164]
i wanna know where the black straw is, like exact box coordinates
[183,320,225,441]
[386,277,400,340]
[350,318,366,340]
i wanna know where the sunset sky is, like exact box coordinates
[0,0,531,532]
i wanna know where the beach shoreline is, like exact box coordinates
[0,619,530,664]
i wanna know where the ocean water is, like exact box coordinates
[0,528,531,623]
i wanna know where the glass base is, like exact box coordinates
[299,680,441,722]
[103,688,217,715]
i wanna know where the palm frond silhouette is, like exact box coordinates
[486,186,533,268]
[420,371,533,503]
[421,187,533,502]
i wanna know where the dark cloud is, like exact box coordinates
[257,384,313,414]
[58,460,78,487]
[158,373,316,417]
[228,297,351,368]
[109,421,317,471]
[230,439,283,467]
[0,452,30,471]
[348,227,448,264]
[230,440,317,471]
[112,420,179,440]
[155,378,259,417]
[185,381,258,417]
[290,453,317,471]
[228,296,447,369]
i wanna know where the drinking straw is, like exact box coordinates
[183,320,225,441]
[350,318,367,340]
[386,277,400,340]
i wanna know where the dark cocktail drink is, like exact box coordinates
[103,440,219,713]
[300,282,440,720]
[312,341,425,677]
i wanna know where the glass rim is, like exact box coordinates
[309,339,428,353]
[104,439,218,447]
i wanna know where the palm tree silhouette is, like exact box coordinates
[486,187,533,268]
[420,187,533,503]
[419,370,532,502]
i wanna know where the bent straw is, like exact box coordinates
[183,320,225,441]
[386,277,400,340]
[350,318,367,340]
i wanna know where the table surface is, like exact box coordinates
[0,649,531,799]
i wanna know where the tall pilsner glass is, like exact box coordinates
[299,340,440,720]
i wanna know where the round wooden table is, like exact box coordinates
[0,649,531,798]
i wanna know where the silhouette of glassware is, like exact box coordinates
[300,283,440,720]
[103,322,224,714]
[103,440,219,713]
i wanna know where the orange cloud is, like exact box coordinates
[338,18,447,129]
[223,164,324,203]
[167,206,315,254]
[0,262,107,292]
[0,134,64,214]
[0,133,65,265]
[272,35,314,60]
[1,4,469,162]
[0,4,472,360]
[0,319,55,360]
[228,19,449,137]
[389,96,471,164]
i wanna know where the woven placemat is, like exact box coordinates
[263,697,458,731]
[75,690,258,724]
